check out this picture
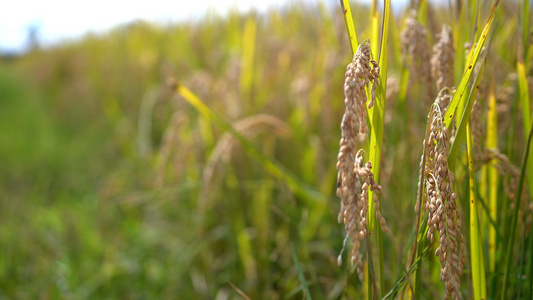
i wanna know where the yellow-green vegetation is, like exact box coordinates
[0,1,531,299]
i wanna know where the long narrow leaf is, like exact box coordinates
[382,240,432,300]
[367,0,390,234]
[501,116,533,299]
[411,107,435,300]
[448,47,487,169]
[516,60,533,210]
[443,0,500,132]
[340,0,359,55]
[240,18,256,101]
[368,1,390,296]
[466,123,487,300]
[291,244,312,300]
[486,86,499,273]
[526,225,533,299]
[521,0,530,71]
[370,0,379,59]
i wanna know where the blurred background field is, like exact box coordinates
[0,1,531,299]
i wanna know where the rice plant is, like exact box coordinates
[0,0,531,299]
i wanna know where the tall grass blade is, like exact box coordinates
[340,0,359,55]
[291,244,312,300]
[410,108,434,300]
[466,123,487,300]
[371,0,379,59]
[521,0,530,71]
[485,85,498,273]
[453,0,467,84]
[517,57,528,102]
[240,18,256,102]
[501,116,533,299]
[447,46,487,169]
[383,241,432,300]
[367,0,390,297]
[526,227,533,299]
[443,0,500,132]
[516,60,532,205]
[516,224,527,299]
[367,0,389,236]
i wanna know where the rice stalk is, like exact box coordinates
[484,86,499,274]
[367,1,390,295]
[240,17,256,103]
[466,122,487,300]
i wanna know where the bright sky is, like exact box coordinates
[0,0,407,53]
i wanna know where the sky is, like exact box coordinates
[0,0,317,53]
[0,0,411,53]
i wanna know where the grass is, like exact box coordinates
[0,0,531,299]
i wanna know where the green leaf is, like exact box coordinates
[340,0,359,55]
[367,0,390,297]
[447,52,487,169]
[501,117,533,299]
[485,86,499,273]
[443,0,500,132]
[291,244,312,300]
[466,123,487,300]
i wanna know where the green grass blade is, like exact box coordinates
[240,17,256,101]
[370,0,379,59]
[382,240,432,300]
[516,223,528,299]
[175,84,327,204]
[367,0,390,296]
[340,0,359,55]
[443,0,500,131]
[526,226,533,299]
[501,116,533,299]
[486,86,499,273]
[517,62,530,136]
[291,244,312,300]
[447,47,487,169]
[516,60,533,211]
[416,0,428,25]
[411,108,435,300]
[453,1,467,84]
[367,0,390,235]
[466,123,487,300]
[521,0,530,71]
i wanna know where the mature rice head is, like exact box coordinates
[343,42,373,134]
[336,42,382,280]
[401,12,434,102]
[431,25,455,93]
[430,25,455,114]
[423,104,464,300]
